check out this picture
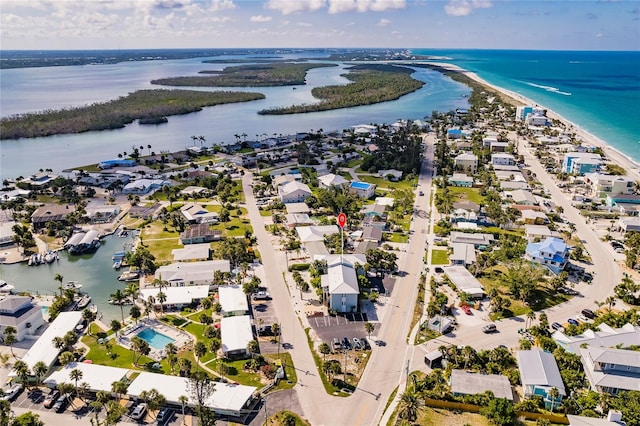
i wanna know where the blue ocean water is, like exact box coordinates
[413,49,640,162]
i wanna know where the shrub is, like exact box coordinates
[288,263,310,271]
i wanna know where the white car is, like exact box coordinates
[577,314,592,323]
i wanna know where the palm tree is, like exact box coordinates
[319,343,331,361]
[59,351,76,366]
[78,382,90,402]
[32,361,49,387]
[178,395,189,420]
[54,273,64,296]
[111,380,128,400]
[110,319,122,337]
[110,289,127,323]
[82,308,97,336]
[70,368,83,397]
[548,387,560,412]
[3,326,17,358]
[397,388,421,422]
[12,360,29,386]
[246,340,259,359]
[194,342,207,372]
[157,291,167,316]
[526,310,536,329]
[57,382,75,407]
[364,322,375,339]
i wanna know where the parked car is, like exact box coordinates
[577,314,592,323]
[332,338,342,352]
[342,337,352,350]
[581,309,596,319]
[352,337,362,350]
[567,318,579,326]
[52,395,69,413]
[257,325,273,336]
[361,337,371,350]
[558,287,579,296]
[156,407,173,424]
[131,403,148,421]
[419,190,424,196]
[252,291,271,300]
[43,389,61,408]
[481,324,497,333]
[0,383,23,402]
[551,322,564,331]
[460,305,472,315]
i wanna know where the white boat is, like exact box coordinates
[0,280,15,295]
[118,270,140,282]
[77,294,92,309]
[113,260,122,270]
[43,250,56,264]
[63,281,83,290]
[89,304,98,314]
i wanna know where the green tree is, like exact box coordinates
[480,397,516,426]
[397,388,421,422]
[54,273,64,296]
[110,319,122,337]
[69,368,83,397]
[188,371,216,426]
[9,412,45,426]
[131,336,151,366]
[194,341,207,372]
[2,326,17,358]
[109,289,127,323]
[364,322,375,339]
[129,305,141,324]
[319,342,331,361]
[32,361,48,388]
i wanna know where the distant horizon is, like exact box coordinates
[2,47,639,52]
[2,1,638,51]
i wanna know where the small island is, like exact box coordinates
[0,89,265,140]
[258,64,424,115]
[151,63,336,87]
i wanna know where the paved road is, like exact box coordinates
[241,136,437,426]
[407,140,623,370]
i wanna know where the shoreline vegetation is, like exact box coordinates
[258,64,424,115]
[151,63,336,87]
[0,89,264,140]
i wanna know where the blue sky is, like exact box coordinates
[1,0,638,50]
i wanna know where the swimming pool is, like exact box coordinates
[350,181,371,189]
[136,328,175,350]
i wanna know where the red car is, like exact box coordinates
[460,305,472,315]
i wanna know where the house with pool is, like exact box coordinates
[349,181,376,199]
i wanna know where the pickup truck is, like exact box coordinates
[252,291,271,300]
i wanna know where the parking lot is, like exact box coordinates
[309,313,377,349]
[8,388,190,425]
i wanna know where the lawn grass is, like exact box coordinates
[265,352,297,391]
[356,175,415,191]
[210,358,266,389]
[384,232,408,243]
[82,330,154,370]
[303,328,349,397]
[408,277,426,343]
[414,407,491,426]
[266,411,311,426]
[448,187,486,205]
[259,207,273,217]
[430,249,450,265]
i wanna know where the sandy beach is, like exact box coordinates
[432,62,640,182]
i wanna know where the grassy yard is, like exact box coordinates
[448,187,486,205]
[430,249,450,265]
[265,352,297,391]
[82,329,155,371]
[384,232,408,243]
[414,407,491,426]
[209,358,267,389]
[479,267,570,320]
[356,175,416,192]
[266,411,311,426]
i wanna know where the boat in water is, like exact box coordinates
[43,250,57,264]
[113,260,122,269]
[0,280,15,295]
[63,281,83,291]
[28,253,42,266]
[118,270,140,282]
[77,294,92,309]
[89,304,98,314]
[108,296,134,306]
[68,230,101,255]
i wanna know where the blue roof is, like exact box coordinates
[447,129,462,135]
[526,237,567,259]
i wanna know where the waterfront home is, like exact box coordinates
[448,173,474,187]
[0,296,44,342]
[563,153,602,176]
[179,224,222,245]
[349,181,376,199]
[180,203,219,224]
[221,315,253,358]
[12,311,82,376]
[0,222,16,247]
[450,370,513,401]
[517,349,566,409]
[525,237,569,275]
[31,204,75,230]
[526,114,550,127]
[219,285,249,317]
[278,181,312,204]
[154,260,230,287]
[442,265,484,299]
[122,178,171,195]
[579,346,640,396]
[140,285,210,309]
[567,412,625,426]
[584,173,634,197]
[318,173,349,189]
[128,203,161,220]
[454,152,478,174]
[0,188,31,203]
[322,259,360,313]
[98,159,136,169]
[85,205,121,224]
[361,202,387,218]
[491,153,516,166]
[515,106,535,121]
[171,243,211,262]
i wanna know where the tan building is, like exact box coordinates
[454,152,478,174]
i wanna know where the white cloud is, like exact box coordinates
[266,0,326,15]
[444,0,492,17]
[328,0,406,14]
[376,18,391,26]
[297,21,313,27]
[250,14,272,22]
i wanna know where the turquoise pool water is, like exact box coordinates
[136,328,175,350]
[350,181,370,189]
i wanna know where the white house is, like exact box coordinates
[318,173,349,189]
[579,346,640,396]
[180,203,219,224]
[122,179,171,195]
[378,169,403,181]
[278,181,312,204]
[155,260,231,287]
[442,265,484,299]
[618,217,640,234]
[221,315,253,358]
[219,285,249,317]
[0,296,44,342]
[584,173,634,197]
[517,349,566,409]
[171,243,211,262]
[349,181,376,199]
[322,259,359,313]
[139,285,210,309]
[491,153,516,166]
[454,152,478,174]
